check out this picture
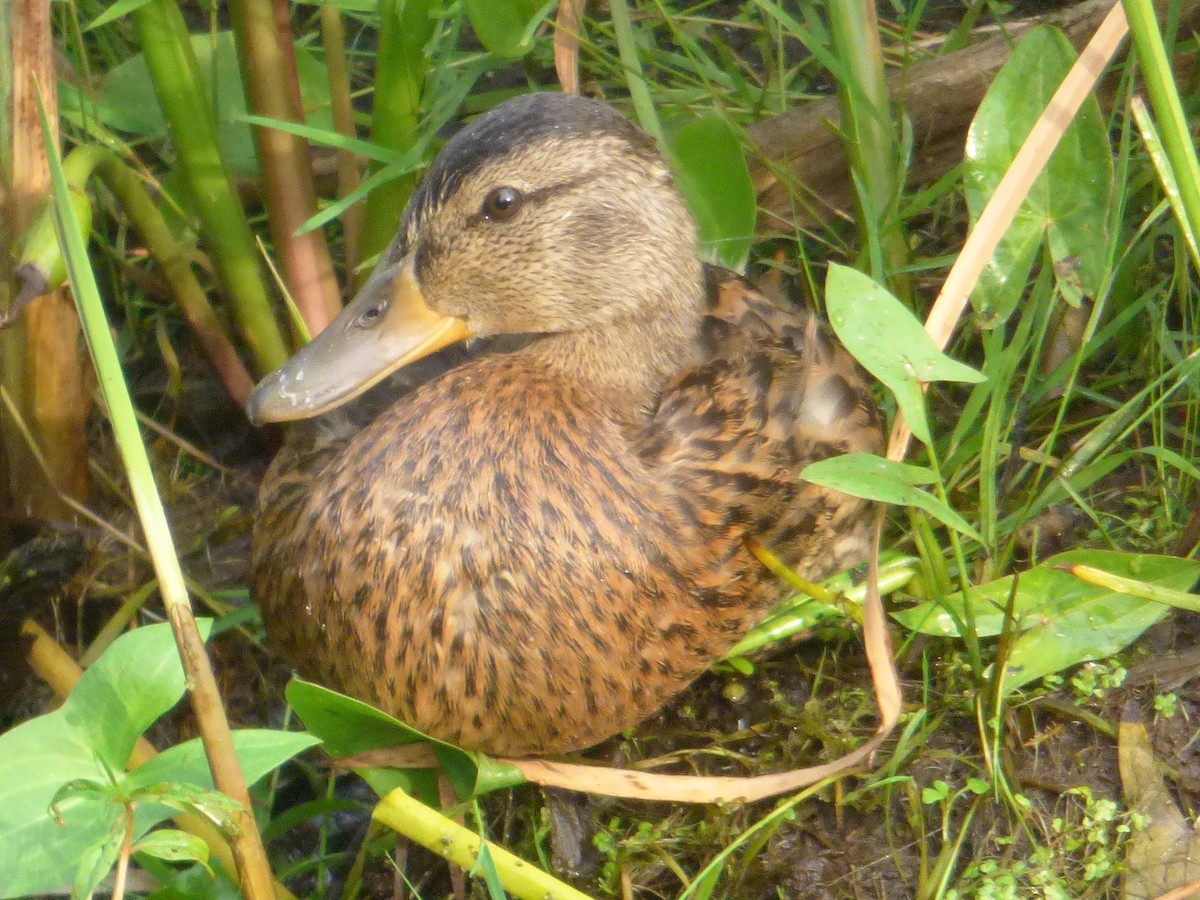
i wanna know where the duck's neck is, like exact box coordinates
[525,286,707,437]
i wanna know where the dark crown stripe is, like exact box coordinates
[399,92,655,248]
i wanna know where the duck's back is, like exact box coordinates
[642,267,883,581]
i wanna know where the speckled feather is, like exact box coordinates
[251,93,883,757]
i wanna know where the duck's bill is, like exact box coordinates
[246,253,471,424]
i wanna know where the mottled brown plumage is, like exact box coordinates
[248,93,883,757]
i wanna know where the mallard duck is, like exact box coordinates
[247,92,883,757]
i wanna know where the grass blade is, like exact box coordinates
[33,79,276,898]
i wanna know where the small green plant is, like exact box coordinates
[921,776,989,809]
[946,786,1144,898]
[1153,691,1179,718]
[1070,660,1128,705]
[0,623,316,898]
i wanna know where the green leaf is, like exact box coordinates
[825,265,984,445]
[124,730,319,837]
[73,621,212,766]
[128,782,243,830]
[0,622,200,897]
[963,25,1112,326]
[465,0,546,59]
[125,730,320,798]
[94,32,333,175]
[893,551,1200,691]
[473,841,508,900]
[286,679,525,802]
[85,0,154,30]
[238,114,404,164]
[135,829,211,867]
[73,816,126,900]
[665,115,756,271]
[803,454,982,541]
[0,619,207,900]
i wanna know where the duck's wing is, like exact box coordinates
[641,266,884,581]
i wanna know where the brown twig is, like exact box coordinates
[554,0,586,94]
[320,4,364,278]
[227,0,342,336]
[746,0,1193,235]
[1,0,91,518]
[884,4,1130,461]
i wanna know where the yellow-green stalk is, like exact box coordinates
[131,0,289,375]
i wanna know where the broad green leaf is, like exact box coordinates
[0,622,316,898]
[964,25,1112,326]
[134,829,211,867]
[0,622,204,899]
[465,0,546,59]
[666,115,756,271]
[125,730,320,798]
[893,551,1200,691]
[92,32,333,175]
[69,621,211,766]
[286,679,525,802]
[825,264,984,445]
[125,730,319,838]
[0,683,125,896]
[73,818,125,900]
[803,453,982,541]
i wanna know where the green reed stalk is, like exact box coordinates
[131,0,289,375]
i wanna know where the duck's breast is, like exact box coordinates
[253,354,768,756]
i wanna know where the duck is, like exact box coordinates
[247,92,883,758]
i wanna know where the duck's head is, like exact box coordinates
[247,92,704,425]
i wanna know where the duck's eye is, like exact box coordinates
[481,186,523,221]
[357,302,385,327]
